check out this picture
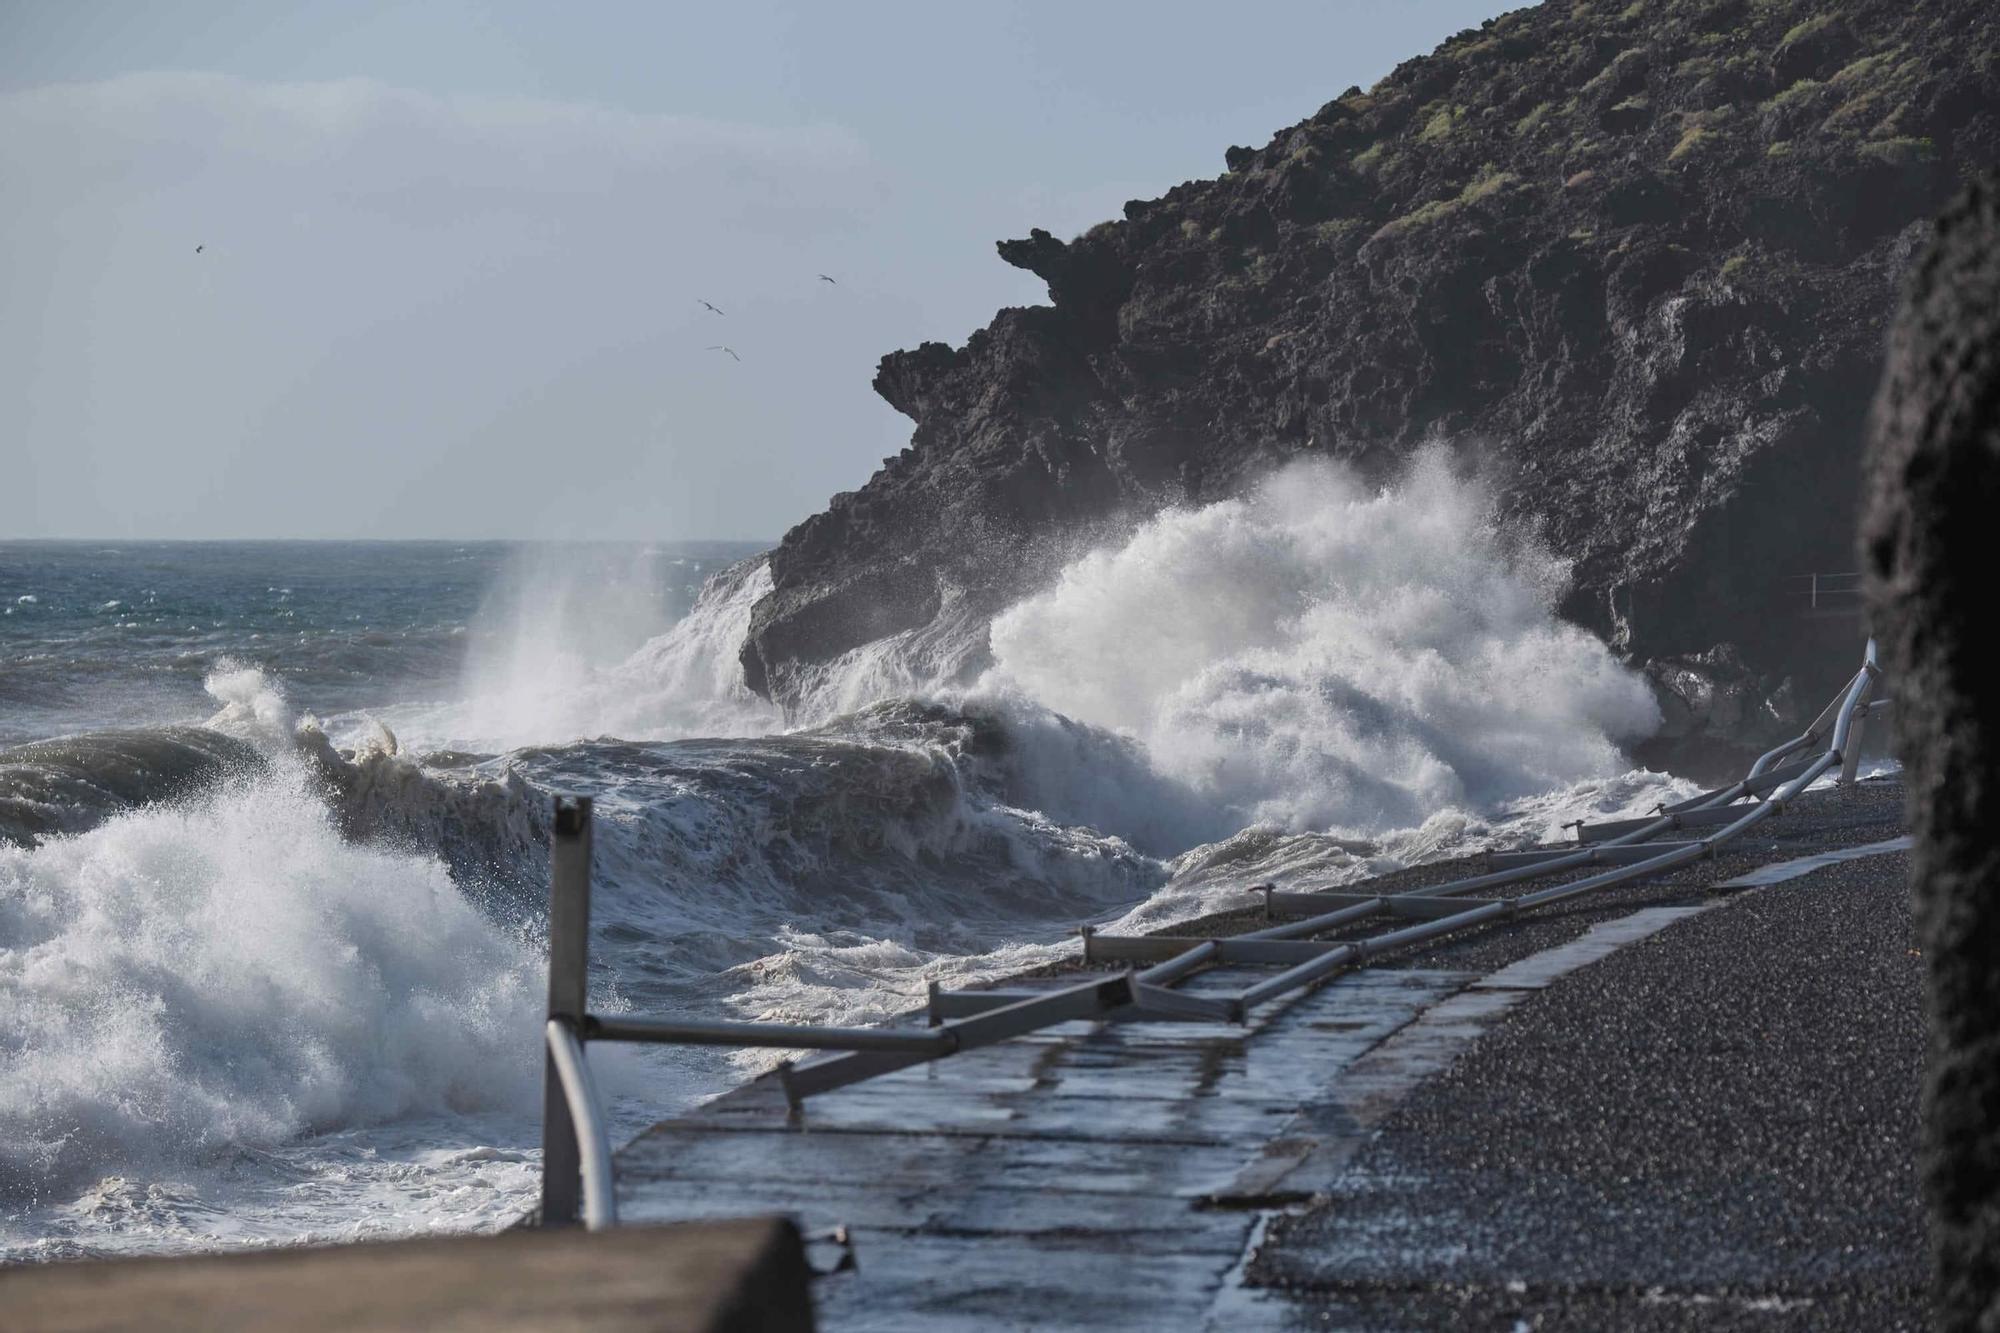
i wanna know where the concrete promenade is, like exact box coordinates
[613,775,1920,1330]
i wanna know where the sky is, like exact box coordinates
[3,1,1515,541]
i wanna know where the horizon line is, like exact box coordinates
[0,535,779,546]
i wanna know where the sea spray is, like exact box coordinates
[782,583,993,727]
[455,543,683,748]
[201,657,298,749]
[379,554,779,753]
[0,668,545,1199]
[604,556,780,739]
[981,452,1662,835]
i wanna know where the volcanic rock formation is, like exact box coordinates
[743,0,1999,761]
[1863,174,2000,1332]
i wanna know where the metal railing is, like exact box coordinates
[1782,571,1865,617]
[539,644,1886,1230]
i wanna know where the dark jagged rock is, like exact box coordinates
[743,0,2000,752]
[1629,641,1799,781]
[1862,175,2000,1332]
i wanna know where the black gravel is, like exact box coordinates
[1248,832,1927,1329]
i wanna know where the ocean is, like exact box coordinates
[0,457,1699,1260]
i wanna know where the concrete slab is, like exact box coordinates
[0,1218,813,1333]
[1472,905,1710,990]
[613,963,1470,1331]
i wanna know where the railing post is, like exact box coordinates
[1839,703,1871,785]
[541,794,593,1227]
[1838,642,1879,786]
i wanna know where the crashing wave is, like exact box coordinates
[0,728,265,848]
[980,452,1663,835]
[531,700,1166,1027]
[0,455,1693,1246]
[0,733,544,1199]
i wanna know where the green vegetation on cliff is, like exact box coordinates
[745,0,2000,733]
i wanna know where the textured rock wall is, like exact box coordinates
[1861,175,2000,1330]
[744,0,2000,752]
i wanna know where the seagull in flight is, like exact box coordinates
[195,244,204,254]
[707,345,741,362]
[817,273,837,285]
[698,299,725,315]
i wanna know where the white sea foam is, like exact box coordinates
[980,452,1663,837]
[1114,763,1700,934]
[202,658,299,749]
[0,669,545,1206]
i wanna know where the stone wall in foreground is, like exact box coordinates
[1862,173,2000,1331]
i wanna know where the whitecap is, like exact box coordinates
[981,451,1661,838]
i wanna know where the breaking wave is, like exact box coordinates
[981,453,1662,835]
[0,673,545,1201]
[0,727,264,848]
[0,454,1684,1252]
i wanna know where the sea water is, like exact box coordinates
[0,459,1697,1260]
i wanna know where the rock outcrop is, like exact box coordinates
[1862,174,2000,1331]
[743,0,1999,752]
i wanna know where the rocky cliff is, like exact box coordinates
[743,0,2000,758]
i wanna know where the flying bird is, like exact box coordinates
[707,345,741,362]
[698,299,725,315]
[195,245,204,254]
[817,273,837,284]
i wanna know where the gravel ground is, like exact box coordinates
[1245,791,1926,1330]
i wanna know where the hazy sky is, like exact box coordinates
[4,1,1513,540]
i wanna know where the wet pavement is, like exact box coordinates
[612,776,1918,1330]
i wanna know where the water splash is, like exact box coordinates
[376,554,778,753]
[0,669,545,1201]
[982,452,1661,836]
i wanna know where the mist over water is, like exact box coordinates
[459,544,682,740]
[0,466,1687,1259]
[380,549,779,753]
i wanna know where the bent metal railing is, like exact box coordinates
[539,643,1887,1229]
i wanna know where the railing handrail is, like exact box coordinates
[536,794,991,1228]
[544,1018,616,1230]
